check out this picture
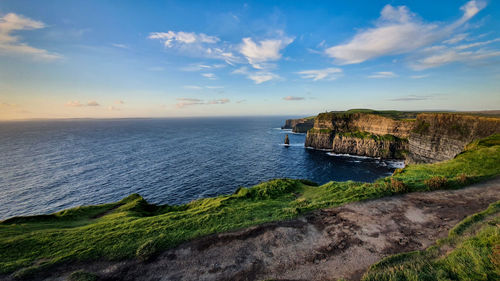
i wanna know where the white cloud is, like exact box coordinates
[232,66,280,84]
[87,101,99,106]
[239,35,294,69]
[368,71,398,78]
[148,31,219,47]
[297,68,343,81]
[0,13,61,60]
[283,96,305,101]
[325,1,485,64]
[107,106,120,111]
[115,100,125,104]
[202,73,216,79]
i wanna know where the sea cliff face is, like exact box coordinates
[304,112,412,159]
[301,110,500,163]
[406,113,500,163]
[282,118,315,133]
[332,135,408,159]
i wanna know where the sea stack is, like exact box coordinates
[284,134,290,145]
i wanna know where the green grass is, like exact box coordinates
[317,109,420,121]
[362,200,500,281]
[1,134,500,277]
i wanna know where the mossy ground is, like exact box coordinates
[1,134,499,277]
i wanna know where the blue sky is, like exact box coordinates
[0,0,499,119]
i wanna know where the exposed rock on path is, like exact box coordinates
[11,178,500,281]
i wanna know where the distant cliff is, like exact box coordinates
[282,117,315,133]
[302,110,500,163]
[406,113,500,163]
[305,111,413,159]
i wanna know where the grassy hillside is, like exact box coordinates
[362,200,500,281]
[1,134,500,278]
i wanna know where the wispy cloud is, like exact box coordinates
[388,95,431,101]
[111,43,129,49]
[183,85,203,90]
[66,101,84,107]
[455,38,500,50]
[65,100,100,107]
[176,98,230,108]
[176,98,204,108]
[443,33,468,44]
[368,71,398,78]
[207,98,229,105]
[283,96,305,101]
[148,31,240,65]
[297,67,343,81]
[410,48,500,70]
[115,100,125,104]
[202,73,216,80]
[0,13,62,61]
[181,63,226,71]
[149,31,219,47]
[324,1,485,65]
[410,74,429,79]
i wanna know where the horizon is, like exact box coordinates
[1,0,500,120]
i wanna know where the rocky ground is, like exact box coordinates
[7,178,500,281]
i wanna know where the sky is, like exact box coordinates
[0,0,499,120]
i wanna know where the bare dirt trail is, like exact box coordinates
[9,178,500,281]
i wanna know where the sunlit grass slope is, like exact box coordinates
[1,134,499,277]
[362,200,500,281]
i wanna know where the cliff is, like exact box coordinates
[282,117,315,133]
[304,110,500,163]
[332,134,408,159]
[406,113,500,163]
[305,111,413,159]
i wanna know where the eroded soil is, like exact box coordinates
[6,178,500,281]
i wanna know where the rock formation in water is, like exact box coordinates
[282,118,315,133]
[284,134,290,145]
[301,110,500,162]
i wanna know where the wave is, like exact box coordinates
[326,153,375,159]
[326,152,405,168]
[279,143,305,147]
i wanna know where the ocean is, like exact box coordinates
[0,117,402,220]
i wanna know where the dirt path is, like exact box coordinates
[10,178,500,281]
